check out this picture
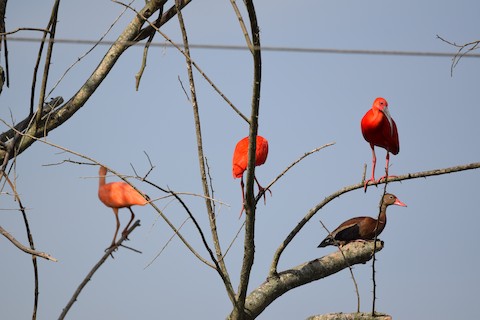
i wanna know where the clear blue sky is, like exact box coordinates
[1,1,479,319]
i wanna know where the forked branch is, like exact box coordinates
[243,241,384,320]
[437,35,480,76]
[0,225,57,262]
[255,142,335,204]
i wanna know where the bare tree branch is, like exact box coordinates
[318,220,360,313]
[269,162,480,277]
[135,5,162,91]
[233,1,262,319]
[176,2,236,304]
[230,0,253,53]
[437,35,480,76]
[29,0,60,116]
[0,0,169,164]
[33,0,59,128]
[0,27,51,36]
[255,142,335,204]
[243,241,384,320]
[0,0,9,89]
[307,312,391,320]
[371,180,390,315]
[0,225,57,262]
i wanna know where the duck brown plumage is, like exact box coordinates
[318,193,407,248]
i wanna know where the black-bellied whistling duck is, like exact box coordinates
[361,97,400,191]
[318,193,406,248]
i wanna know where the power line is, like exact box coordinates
[6,36,480,59]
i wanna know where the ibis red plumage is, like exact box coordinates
[98,166,148,249]
[232,135,270,217]
[361,97,400,191]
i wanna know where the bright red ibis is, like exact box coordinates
[98,166,148,249]
[361,97,400,191]
[232,135,270,217]
[318,193,406,248]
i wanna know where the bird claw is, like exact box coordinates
[363,178,377,192]
[105,244,118,254]
[376,175,397,183]
[258,186,272,205]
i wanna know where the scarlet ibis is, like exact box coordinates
[98,166,148,249]
[318,193,406,248]
[361,97,400,191]
[232,135,270,216]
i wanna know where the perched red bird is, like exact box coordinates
[232,135,270,216]
[361,97,400,191]
[98,166,148,249]
[318,193,406,248]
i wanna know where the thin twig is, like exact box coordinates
[222,220,246,261]
[0,0,9,89]
[30,0,60,116]
[437,35,480,76]
[205,157,216,214]
[146,192,229,207]
[135,32,154,91]
[0,27,51,36]
[371,168,390,315]
[229,0,253,53]
[319,220,360,312]
[144,216,190,269]
[33,0,60,128]
[362,163,367,183]
[0,225,58,262]
[135,5,162,91]
[58,220,141,320]
[255,142,335,204]
[141,151,156,179]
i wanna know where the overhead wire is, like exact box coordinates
[5,36,480,58]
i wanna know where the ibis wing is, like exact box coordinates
[232,137,249,178]
[380,116,399,155]
[390,119,399,155]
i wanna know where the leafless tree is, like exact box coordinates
[1,2,479,320]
